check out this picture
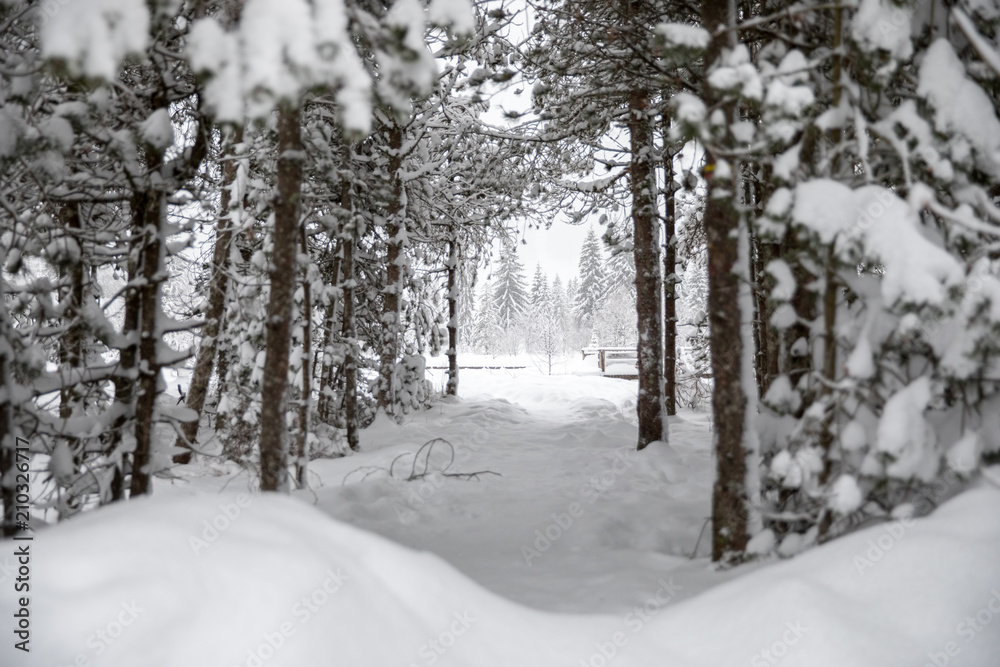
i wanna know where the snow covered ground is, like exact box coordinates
[5,362,1000,666]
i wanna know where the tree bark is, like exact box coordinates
[296,224,312,488]
[819,1,845,482]
[704,0,748,561]
[446,232,459,397]
[108,246,140,501]
[753,162,780,394]
[629,85,665,449]
[259,101,302,492]
[316,246,341,424]
[173,127,242,464]
[0,336,15,536]
[661,115,678,417]
[129,180,165,497]
[341,233,359,452]
[59,204,85,424]
[377,125,405,414]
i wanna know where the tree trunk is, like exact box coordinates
[819,1,845,482]
[818,4,846,533]
[173,127,242,464]
[739,181,763,538]
[753,161,780,394]
[316,246,341,424]
[296,225,312,488]
[59,204,85,424]
[341,233,360,452]
[751,228,767,397]
[661,115,678,417]
[0,335,15,536]
[378,125,405,414]
[107,246,140,501]
[129,179,165,497]
[446,233,459,397]
[213,339,230,408]
[629,85,665,449]
[704,0,748,561]
[259,101,302,492]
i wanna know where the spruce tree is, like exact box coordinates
[472,279,503,355]
[574,227,607,330]
[530,263,550,309]
[493,242,529,332]
[604,249,636,299]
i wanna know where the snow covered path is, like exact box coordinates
[8,367,1000,667]
[301,371,732,613]
[162,369,736,613]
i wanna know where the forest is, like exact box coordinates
[1,0,1000,665]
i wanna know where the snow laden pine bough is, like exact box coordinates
[5,483,1000,667]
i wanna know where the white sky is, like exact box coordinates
[509,219,592,284]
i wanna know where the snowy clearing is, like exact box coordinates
[5,368,1000,667]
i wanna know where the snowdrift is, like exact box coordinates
[4,481,999,667]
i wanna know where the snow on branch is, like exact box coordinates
[188,0,371,128]
[559,171,626,194]
[39,0,149,80]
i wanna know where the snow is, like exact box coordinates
[8,432,1000,667]
[791,179,963,306]
[377,0,438,115]
[876,376,938,481]
[773,144,801,182]
[762,375,800,414]
[770,303,797,329]
[947,431,983,475]
[764,50,815,116]
[428,0,475,34]
[765,259,795,301]
[770,446,824,489]
[387,0,429,55]
[874,101,955,182]
[918,39,1000,178]
[845,334,875,379]
[841,420,869,452]
[671,92,707,126]
[602,362,639,377]
[851,0,913,61]
[0,108,22,157]
[953,7,1000,78]
[745,528,776,556]
[707,45,763,101]
[187,0,371,128]
[655,23,710,50]
[44,236,81,266]
[829,475,864,514]
[39,116,74,153]
[39,0,150,80]
[7,366,1000,667]
[139,108,174,150]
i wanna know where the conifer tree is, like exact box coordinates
[493,242,529,332]
[574,227,607,330]
[530,263,550,309]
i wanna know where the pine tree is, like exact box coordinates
[697,0,751,562]
[493,242,529,332]
[530,263,550,309]
[604,248,636,299]
[472,279,503,355]
[550,275,569,333]
[574,227,606,330]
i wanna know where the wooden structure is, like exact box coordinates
[581,346,638,379]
